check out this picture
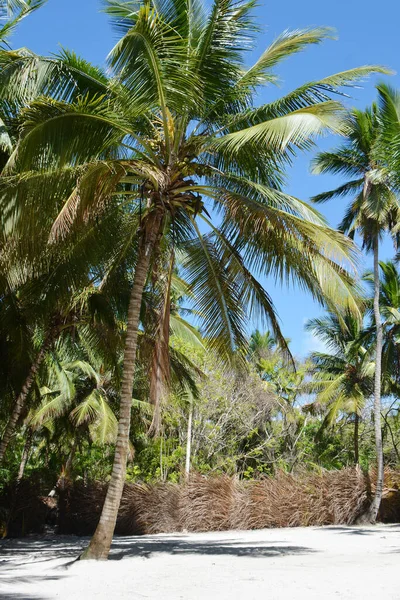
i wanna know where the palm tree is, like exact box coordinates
[249,329,276,361]
[0,0,386,558]
[304,312,374,464]
[311,94,400,520]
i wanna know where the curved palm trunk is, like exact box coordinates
[0,333,54,462]
[368,238,384,522]
[82,210,163,560]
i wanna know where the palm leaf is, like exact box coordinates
[209,102,348,155]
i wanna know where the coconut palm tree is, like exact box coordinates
[20,350,121,489]
[311,95,400,520]
[0,0,386,557]
[304,312,374,464]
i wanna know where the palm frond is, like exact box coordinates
[238,28,335,90]
[209,102,348,155]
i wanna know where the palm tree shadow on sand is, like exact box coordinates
[0,534,317,598]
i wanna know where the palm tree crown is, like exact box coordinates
[312,97,400,248]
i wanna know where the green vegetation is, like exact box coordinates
[0,0,400,560]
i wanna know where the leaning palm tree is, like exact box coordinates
[304,312,374,464]
[0,0,386,557]
[311,93,400,520]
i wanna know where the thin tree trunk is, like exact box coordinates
[354,413,359,465]
[17,429,33,481]
[185,401,193,480]
[367,238,384,522]
[0,332,54,462]
[82,209,163,560]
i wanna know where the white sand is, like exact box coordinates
[1,524,399,599]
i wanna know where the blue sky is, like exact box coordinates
[10,0,400,357]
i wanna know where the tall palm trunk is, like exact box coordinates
[368,238,384,521]
[148,251,174,437]
[82,209,163,560]
[354,413,359,465]
[0,332,54,462]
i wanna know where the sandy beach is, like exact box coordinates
[1,524,399,599]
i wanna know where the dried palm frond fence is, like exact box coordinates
[2,467,399,537]
[57,467,400,536]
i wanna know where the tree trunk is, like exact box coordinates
[0,332,54,462]
[81,209,163,560]
[354,413,359,465]
[17,429,33,481]
[185,401,193,480]
[367,238,384,522]
[148,250,174,437]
